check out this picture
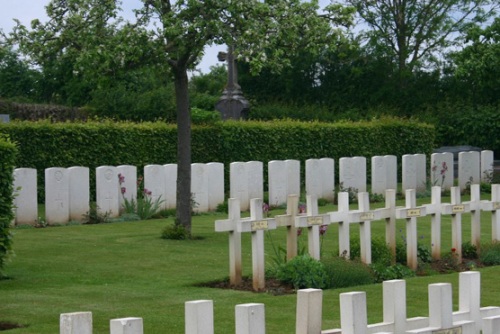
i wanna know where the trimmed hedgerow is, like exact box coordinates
[0,134,17,277]
[0,118,434,201]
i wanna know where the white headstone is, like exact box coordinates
[68,167,89,221]
[340,156,366,192]
[481,150,494,183]
[13,168,38,225]
[340,292,367,334]
[45,167,70,224]
[459,151,480,191]
[247,161,263,204]
[96,166,119,217]
[235,303,265,334]
[109,317,143,334]
[144,164,166,210]
[306,158,334,201]
[268,160,288,207]
[230,162,249,211]
[296,289,323,334]
[60,311,92,334]
[431,152,453,190]
[185,300,214,334]
[191,163,209,212]
[207,162,224,211]
[371,155,386,195]
[117,165,137,209]
[164,164,177,210]
[286,159,301,198]
[402,154,426,192]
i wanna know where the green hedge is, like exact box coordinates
[0,135,17,277]
[0,118,435,201]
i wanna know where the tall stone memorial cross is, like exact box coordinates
[423,186,444,260]
[215,45,249,120]
[481,184,500,241]
[274,194,300,260]
[214,198,248,286]
[329,192,351,258]
[237,198,277,291]
[442,187,470,263]
[464,184,482,247]
[295,195,331,260]
[396,189,427,270]
[375,189,397,258]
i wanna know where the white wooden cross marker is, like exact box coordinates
[295,195,331,260]
[329,192,351,258]
[395,189,427,270]
[463,184,482,247]
[214,198,247,286]
[347,192,380,264]
[423,186,443,260]
[375,189,397,259]
[442,187,470,263]
[237,198,276,291]
[275,194,299,260]
[481,184,500,241]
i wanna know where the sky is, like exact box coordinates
[0,0,332,74]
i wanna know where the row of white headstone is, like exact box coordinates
[11,150,494,225]
[215,184,500,291]
[59,272,500,334]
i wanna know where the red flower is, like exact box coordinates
[451,247,456,253]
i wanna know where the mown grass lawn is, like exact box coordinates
[2,193,500,333]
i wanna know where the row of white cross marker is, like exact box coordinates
[11,150,495,225]
[216,184,500,291]
[59,271,500,334]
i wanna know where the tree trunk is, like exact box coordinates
[173,65,192,234]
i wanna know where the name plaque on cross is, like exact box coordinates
[494,202,500,210]
[407,209,422,217]
[360,212,375,221]
[432,327,462,334]
[452,205,465,213]
[251,220,268,231]
[307,216,323,226]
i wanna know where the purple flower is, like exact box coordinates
[118,173,125,185]
[143,188,152,196]
[319,225,328,236]
[297,227,303,237]
[121,187,126,194]
[262,202,269,214]
[298,204,306,214]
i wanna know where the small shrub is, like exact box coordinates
[350,237,392,266]
[82,204,110,224]
[371,263,416,282]
[480,242,500,266]
[322,257,374,288]
[161,222,191,240]
[462,241,478,259]
[395,241,432,265]
[275,255,327,289]
[317,198,329,207]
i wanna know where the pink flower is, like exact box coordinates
[262,202,269,214]
[297,227,303,237]
[121,187,126,194]
[118,173,125,185]
[298,204,306,214]
[143,189,152,196]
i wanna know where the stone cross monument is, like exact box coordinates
[215,45,249,120]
